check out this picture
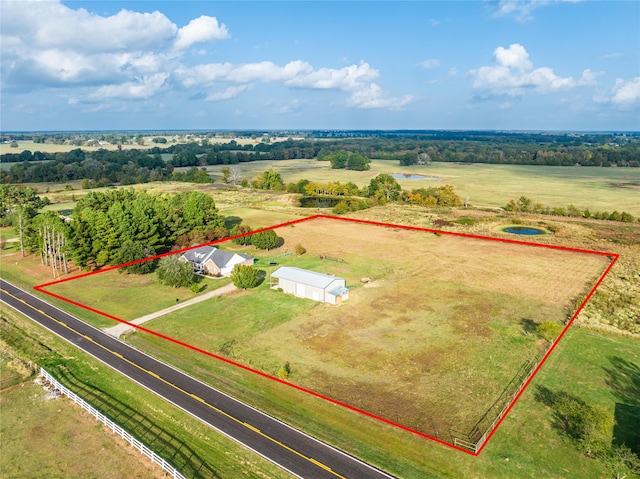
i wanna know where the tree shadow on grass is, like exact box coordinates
[520,318,538,335]
[53,367,221,479]
[223,216,243,229]
[534,385,590,440]
[604,356,640,454]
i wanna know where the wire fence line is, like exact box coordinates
[40,367,187,479]
[450,354,541,453]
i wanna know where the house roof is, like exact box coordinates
[182,246,252,269]
[271,266,343,289]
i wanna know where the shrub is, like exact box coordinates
[251,230,279,250]
[295,244,306,256]
[536,321,563,342]
[231,264,259,290]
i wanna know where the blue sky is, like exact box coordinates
[1,1,639,131]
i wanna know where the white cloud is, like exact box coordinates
[610,77,640,107]
[177,60,409,109]
[471,43,579,96]
[0,0,225,94]
[90,73,170,100]
[491,0,581,22]
[206,85,252,101]
[418,59,440,69]
[173,15,229,50]
[347,84,413,110]
[0,0,409,110]
[601,52,623,60]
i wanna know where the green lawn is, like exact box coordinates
[44,269,230,324]
[124,323,639,478]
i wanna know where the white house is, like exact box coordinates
[180,246,254,276]
[270,266,349,305]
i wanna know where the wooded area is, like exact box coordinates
[1,131,638,187]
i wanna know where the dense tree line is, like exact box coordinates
[1,148,174,185]
[68,189,226,268]
[3,132,637,188]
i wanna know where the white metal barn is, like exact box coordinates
[270,266,349,305]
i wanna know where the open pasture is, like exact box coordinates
[41,216,612,443]
[205,159,640,216]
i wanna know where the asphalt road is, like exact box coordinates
[0,279,395,479]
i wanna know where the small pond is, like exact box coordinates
[299,196,343,208]
[390,173,443,181]
[501,226,549,235]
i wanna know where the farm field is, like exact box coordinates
[2,201,638,478]
[205,159,640,216]
[41,216,613,444]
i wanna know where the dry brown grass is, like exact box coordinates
[223,217,611,433]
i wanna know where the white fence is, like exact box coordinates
[40,368,187,479]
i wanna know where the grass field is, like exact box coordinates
[205,159,640,216]
[45,269,230,325]
[44,216,612,442]
[2,205,638,478]
[0,381,169,479]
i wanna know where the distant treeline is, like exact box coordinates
[2,132,638,185]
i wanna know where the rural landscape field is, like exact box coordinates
[42,214,614,447]
[2,1,639,477]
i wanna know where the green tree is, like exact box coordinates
[329,150,349,169]
[156,255,194,288]
[231,224,253,245]
[346,153,371,171]
[230,264,259,290]
[253,169,284,190]
[599,444,640,479]
[367,174,402,202]
[250,230,279,250]
[0,184,49,223]
[114,240,156,274]
[536,321,563,342]
[185,167,212,183]
[537,386,615,458]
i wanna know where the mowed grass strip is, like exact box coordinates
[0,381,169,479]
[127,325,636,478]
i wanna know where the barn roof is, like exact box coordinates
[271,266,343,289]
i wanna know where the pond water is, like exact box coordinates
[299,196,343,208]
[390,174,443,181]
[503,226,547,235]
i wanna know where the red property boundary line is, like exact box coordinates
[34,214,619,456]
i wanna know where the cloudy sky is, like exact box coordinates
[1,1,638,131]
